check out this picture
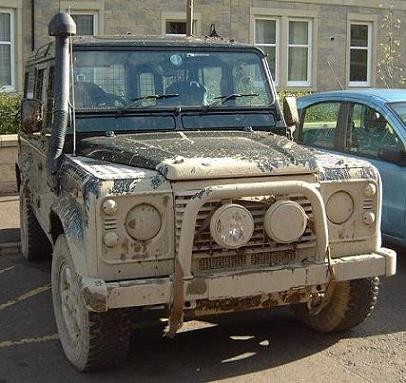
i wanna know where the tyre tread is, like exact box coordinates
[20,191,52,261]
[293,277,380,333]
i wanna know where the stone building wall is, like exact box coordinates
[1,0,405,92]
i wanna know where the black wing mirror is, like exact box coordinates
[21,99,43,134]
[378,148,406,166]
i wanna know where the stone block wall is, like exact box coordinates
[3,0,405,92]
[0,135,18,195]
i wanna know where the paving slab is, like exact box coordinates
[0,194,20,255]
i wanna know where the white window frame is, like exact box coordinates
[70,11,98,36]
[287,18,312,87]
[165,20,186,36]
[0,9,15,92]
[254,18,280,86]
[161,12,201,36]
[164,20,199,37]
[348,22,372,87]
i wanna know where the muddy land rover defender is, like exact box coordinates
[17,13,396,371]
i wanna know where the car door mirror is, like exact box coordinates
[21,99,43,134]
[378,147,406,166]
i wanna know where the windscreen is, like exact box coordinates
[72,49,273,110]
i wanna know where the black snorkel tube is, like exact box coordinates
[47,13,76,189]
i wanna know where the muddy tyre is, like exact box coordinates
[20,189,52,261]
[51,235,130,371]
[293,277,379,333]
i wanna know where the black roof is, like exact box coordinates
[71,34,252,49]
[27,35,263,64]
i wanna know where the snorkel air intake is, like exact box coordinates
[47,13,76,188]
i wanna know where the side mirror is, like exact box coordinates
[283,96,299,139]
[378,147,406,166]
[21,99,43,134]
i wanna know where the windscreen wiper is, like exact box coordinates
[115,93,179,116]
[202,93,259,112]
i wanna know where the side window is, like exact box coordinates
[346,103,404,158]
[33,68,45,101]
[44,67,55,129]
[301,102,340,149]
[24,70,35,99]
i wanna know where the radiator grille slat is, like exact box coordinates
[104,218,117,230]
[175,189,317,274]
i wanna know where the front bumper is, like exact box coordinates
[80,248,396,313]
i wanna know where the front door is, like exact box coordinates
[344,102,406,241]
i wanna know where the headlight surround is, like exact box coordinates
[210,203,254,249]
[326,191,354,224]
[125,203,162,241]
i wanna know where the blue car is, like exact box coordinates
[297,89,406,247]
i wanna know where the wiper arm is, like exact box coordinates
[115,93,179,116]
[202,93,259,112]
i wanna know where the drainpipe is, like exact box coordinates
[47,13,76,188]
[31,0,35,51]
[186,0,193,36]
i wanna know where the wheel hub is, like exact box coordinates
[59,263,81,342]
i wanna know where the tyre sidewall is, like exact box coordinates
[51,234,91,371]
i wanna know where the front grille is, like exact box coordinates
[175,190,316,275]
[104,217,117,230]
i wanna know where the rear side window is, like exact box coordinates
[301,102,340,149]
[33,68,45,101]
[24,70,35,99]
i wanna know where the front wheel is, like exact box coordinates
[51,234,130,371]
[293,277,379,333]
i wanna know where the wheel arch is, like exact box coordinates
[50,195,89,275]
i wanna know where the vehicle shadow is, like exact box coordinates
[0,228,20,243]
[6,246,404,382]
[109,308,340,382]
[94,252,406,382]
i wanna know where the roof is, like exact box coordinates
[71,34,256,49]
[299,88,406,105]
[27,35,263,64]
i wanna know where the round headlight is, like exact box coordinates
[326,191,354,224]
[210,204,254,249]
[125,204,162,241]
[264,200,307,243]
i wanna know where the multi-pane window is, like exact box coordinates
[165,20,197,36]
[71,13,97,36]
[255,19,278,83]
[166,21,186,35]
[288,20,311,86]
[349,23,371,86]
[0,10,14,90]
